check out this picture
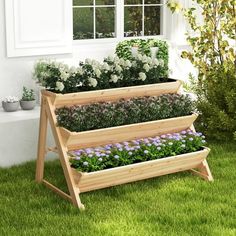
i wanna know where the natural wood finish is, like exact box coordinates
[42,179,72,202]
[61,114,198,150]
[36,81,213,209]
[35,97,48,183]
[42,80,182,107]
[190,159,213,181]
[73,149,210,193]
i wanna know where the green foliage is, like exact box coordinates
[56,94,195,132]
[70,131,206,173]
[168,0,236,140]
[115,38,169,78]
[21,87,35,101]
[33,54,169,94]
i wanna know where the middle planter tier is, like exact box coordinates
[60,114,197,150]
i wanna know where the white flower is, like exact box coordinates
[94,68,101,78]
[143,64,150,72]
[60,71,70,81]
[56,82,65,91]
[110,74,119,83]
[147,57,152,64]
[88,78,98,87]
[77,67,84,75]
[102,62,110,71]
[138,72,146,81]
[152,58,159,66]
[124,60,132,68]
[142,55,148,63]
[132,61,137,67]
[115,65,122,73]
[118,58,125,66]
[159,59,165,67]
[70,66,77,75]
[137,54,143,61]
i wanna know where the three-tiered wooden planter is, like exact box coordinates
[36,80,213,210]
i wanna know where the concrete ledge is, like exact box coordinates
[0,106,54,167]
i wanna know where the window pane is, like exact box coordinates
[96,0,115,5]
[73,0,93,6]
[144,6,160,36]
[145,0,161,4]
[124,6,142,37]
[73,8,94,40]
[96,7,115,38]
[124,0,142,5]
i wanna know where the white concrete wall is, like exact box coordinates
[0,0,196,167]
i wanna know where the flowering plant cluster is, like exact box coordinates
[33,53,169,94]
[70,130,206,173]
[3,96,19,103]
[56,94,195,132]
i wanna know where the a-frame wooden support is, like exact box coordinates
[35,95,85,210]
[35,85,213,210]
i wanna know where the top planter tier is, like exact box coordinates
[42,79,182,107]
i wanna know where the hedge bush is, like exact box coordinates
[56,94,195,132]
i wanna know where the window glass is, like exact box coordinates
[144,6,161,36]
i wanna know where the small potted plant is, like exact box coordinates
[2,96,20,112]
[20,86,36,110]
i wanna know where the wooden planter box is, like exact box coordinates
[72,148,211,193]
[36,79,213,210]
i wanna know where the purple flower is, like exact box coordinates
[95,152,101,157]
[125,146,130,151]
[161,134,166,139]
[88,154,93,158]
[114,155,120,159]
[83,161,88,166]
[123,141,129,145]
[75,157,81,160]
[144,150,149,154]
[134,145,141,150]
[147,143,152,147]
[101,153,106,156]
[189,138,194,141]
[181,130,187,135]
[132,140,139,145]
[115,143,122,148]
[118,148,123,151]
[106,150,111,154]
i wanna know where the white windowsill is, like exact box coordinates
[0,106,40,124]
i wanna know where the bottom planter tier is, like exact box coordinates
[72,148,210,193]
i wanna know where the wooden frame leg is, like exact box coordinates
[36,98,48,183]
[190,159,213,181]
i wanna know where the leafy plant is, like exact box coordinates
[33,54,169,94]
[21,87,35,101]
[56,94,195,132]
[168,0,236,140]
[70,130,206,173]
[115,38,169,78]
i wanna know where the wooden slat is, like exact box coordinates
[43,80,182,107]
[42,179,72,202]
[63,114,198,150]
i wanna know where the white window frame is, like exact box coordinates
[73,0,168,46]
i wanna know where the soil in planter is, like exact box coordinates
[69,130,206,173]
[56,94,195,132]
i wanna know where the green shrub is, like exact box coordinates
[196,61,236,140]
[56,94,195,132]
[116,38,169,78]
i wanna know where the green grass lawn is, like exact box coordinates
[0,142,236,236]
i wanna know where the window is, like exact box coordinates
[124,0,163,37]
[73,0,116,40]
[73,0,164,41]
